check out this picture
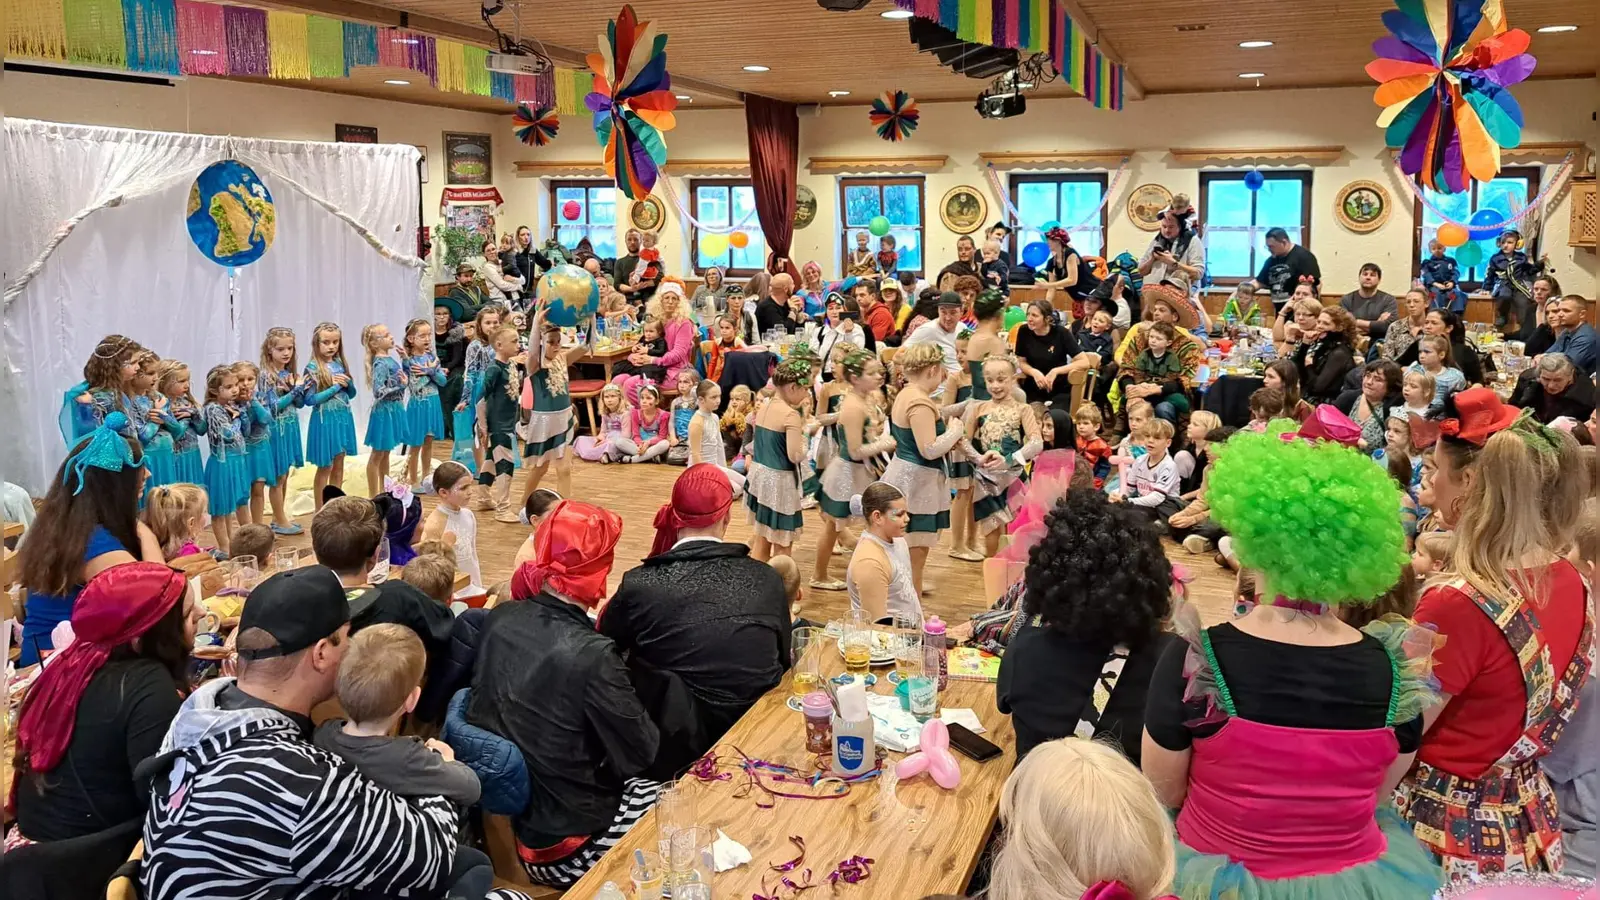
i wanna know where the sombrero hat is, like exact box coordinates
[1141,282,1199,330]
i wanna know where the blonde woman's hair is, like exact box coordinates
[1189,410,1222,436]
[142,483,209,558]
[989,739,1176,900]
[259,327,298,378]
[309,322,349,390]
[897,342,946,375]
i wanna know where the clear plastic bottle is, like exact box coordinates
[923,615,948,691]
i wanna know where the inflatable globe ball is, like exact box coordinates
[536,265,600,328]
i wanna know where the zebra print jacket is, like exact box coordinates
[139,678,460,900]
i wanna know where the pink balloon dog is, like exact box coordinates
[895,720,961,789]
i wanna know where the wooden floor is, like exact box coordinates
[261,453,1239,627]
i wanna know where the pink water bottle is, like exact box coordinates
[923,615,948,691]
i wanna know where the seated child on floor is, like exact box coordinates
[402,552,456,607]
[1073,403,1112,489]
[142,483,210,561]
[1124,322,1190,415]
[1104,398,1153,495]
[1245,386,1285,433]
[574,384,631,463]
[1112,418,1182,523]
[230,523,276,569]
[1168,426,1234,554]
[1400,368,1436,419]
[1411,530,1451,579]
[722,384,755,472]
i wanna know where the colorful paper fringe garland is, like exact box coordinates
[1367,0,1536,194]
[513,105,560,147]
[869,91,920,142]
[585,4,678,200]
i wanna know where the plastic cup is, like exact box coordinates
[631,850,663,900]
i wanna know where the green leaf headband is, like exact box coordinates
[1507,409,1565,458]
[64,412,143,495]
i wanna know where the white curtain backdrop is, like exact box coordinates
[1,118,426,493]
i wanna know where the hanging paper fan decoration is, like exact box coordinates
[513,104,560,147]
[585,5,679,200]
[869,91,920,143]
[1366,0,1537,195]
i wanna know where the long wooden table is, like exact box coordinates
[565,653,1016,900]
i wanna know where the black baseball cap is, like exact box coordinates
[237,566,352,659]
[937,291,963,308]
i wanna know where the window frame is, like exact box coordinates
[689,178,764,278]
[547,179,617,260]
[1197,170,1314,286]
[837,176,927,278]
[1409,166,1540,293]
[1006,172,1110,261]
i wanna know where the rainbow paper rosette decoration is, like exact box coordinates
[1366,0,1536,194]
[585,5,678,200]
[513,105,560,147]
[869,90,920,143]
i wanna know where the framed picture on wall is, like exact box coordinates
[443,132,492,186]
[335,123,378,143]
[1334,180,1391,233]
[794,184,818,229]
[630,196,666,232]
[939,185,987,235]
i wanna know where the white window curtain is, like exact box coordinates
[1,118,426,493]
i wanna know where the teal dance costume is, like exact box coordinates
[804,391,842,501]
[520,365,572,464]
[167,397,206,483]
[130,394,176,495]
[59,385,129,447]
[364,355,409,452]
[265,367,307,476]
[303,361,359,467]
[744,414,805,546]
[453,340,496,470]
[881,392,965,547]
[241,390,277,485]
[202,401,249,516]
[405,352,447,445]
[966,404,1039,534]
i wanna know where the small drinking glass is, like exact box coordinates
[667,825,714,898]
[655,778,697,859]
[842,610,872,677]
[791,626,822,698]
[631,850,663,900]
[889,612,922,684]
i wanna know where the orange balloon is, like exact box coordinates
[729,231,750,249]
[1437,223,1469,247]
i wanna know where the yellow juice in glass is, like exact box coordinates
[843,642,871,675]
[791,669,820,697]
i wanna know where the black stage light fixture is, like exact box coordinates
[976,91,1026,119]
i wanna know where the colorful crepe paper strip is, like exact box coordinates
[306,15,345,79]
[64,0,127,68]
[342,20,378,69]
[176,0,224,75]
[266,10,310,81]
[11,0,70,62]
[436,40,467,93]
[1367,0,1536,194]
[123,0,179,75]
[491,72,517,104]
[868,91,920,142]
[513,105,560,147]
[223,5,267,77]
[463,45,491,96]
[585,4,679,200]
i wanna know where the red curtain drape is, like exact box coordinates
[744,94,802,284]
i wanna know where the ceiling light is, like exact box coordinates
[1238,40,1273,48]
[675,94,692,101]
[829,90,851,97]
[1239,72,1265,79]
[743,65,770,72]
[384,79,411,86]
[1537,24,1578,33]
[881,8,914,18]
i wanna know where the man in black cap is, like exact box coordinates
[902,290,965,373]
[140,567,485,900]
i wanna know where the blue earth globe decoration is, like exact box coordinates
[537,264,600,328]
[186,160,276,267]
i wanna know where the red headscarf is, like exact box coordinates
[650,464,735,557]
[15,562,187,779]
[512,499,623,607]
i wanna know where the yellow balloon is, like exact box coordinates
[1437,223,1469,247]
[729,231,750,249]
[701,233,730,257]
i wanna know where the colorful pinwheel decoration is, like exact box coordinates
[1366,0,1537,194]
[585,5,678,200]
[869,90,920,143]
[513,105,560,147]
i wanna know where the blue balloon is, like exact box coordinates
[1021,241,1050,269]
[186,160,276,267]
[1468,208,1506,241]
[1243,169,1265,191]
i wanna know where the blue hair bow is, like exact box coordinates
[63,411,143,495]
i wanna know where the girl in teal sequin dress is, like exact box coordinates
[157,361,206,485]
[362,323,409,497]
[303,322,359,510]
[201,364,250,556]
[401,318,447,486]
[260,328,308,534]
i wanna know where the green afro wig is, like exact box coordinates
[1206,423,1409,605]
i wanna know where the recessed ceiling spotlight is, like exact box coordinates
[743,65,770,72]
[675,94,691,100]
[828,90,851,97]
[1239,72,1265,79]
[881,8,914,18]
[384,79,411,85]
[1537,24,1578,33]
[1238,40,1273,48]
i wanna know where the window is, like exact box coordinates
[839,177,924,276]
[1008,174,1108,261]
[691,179,766,276]
[1412,167,1539,290]
[549,181,617,259]
[1199,171,1313,284]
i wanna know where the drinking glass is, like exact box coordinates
[842,610,872,676]
[631,850,663,900]
[890,612,922,684]
[667,825,714,899]
[655,778,697,859]
[791,626,822,698]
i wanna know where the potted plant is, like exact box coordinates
[432,224,480,282]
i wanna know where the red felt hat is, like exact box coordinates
[1280,404,1362,448]
[1410,387,1521,449]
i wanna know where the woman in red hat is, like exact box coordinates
[1396,387,1593,880]
[11,563,198,857]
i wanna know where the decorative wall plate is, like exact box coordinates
[794,184,818,229]
[940,185,987,235]
[1126,183,1173,232]
[630,195,666,233]
[1334,180,1391,233]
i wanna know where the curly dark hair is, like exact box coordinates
[1022,488,1172,648]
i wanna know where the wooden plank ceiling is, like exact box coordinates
[229,0,1597,109]
[1072,0,1599,94]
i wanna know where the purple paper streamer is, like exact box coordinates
[410,33,436,81]
[224,5,268,77]
[992,1,1007,48]
[535,70,555,109]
